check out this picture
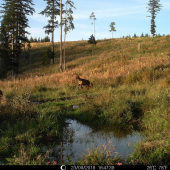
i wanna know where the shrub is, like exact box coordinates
[42,47,54,65]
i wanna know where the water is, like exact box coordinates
[46,118,144,163]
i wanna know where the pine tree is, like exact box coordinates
[88,34,97,56]
[141,32,144,37]
[60,0,63,72]
[44,35,50,42]
[0,17,12,78]
[109,22,116,39]
[89,12,97,38]
[30,36,34,42]
[133,33,137,38]
[34,37,38,42]
[63,0,76,71]
[146,0,163,37]
[0,0,35,77]
[39,0,61,64]
[41,38,44,42]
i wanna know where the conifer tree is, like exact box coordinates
[89,12,96,38]
[0,17,12,78]
[88,34,97,56]
[141,32,144,37]
[0,0,35,77]
[39,0,61,64]
[146,0,163,37]
[109,22,116,39]
[60,0,63,72]
[133,33,137,38]
[34,37,38,42]
[63,0,76,71]
[30,36,34,42]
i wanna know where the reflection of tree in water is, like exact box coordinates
[47,119,143,163]
[88,124,135,138]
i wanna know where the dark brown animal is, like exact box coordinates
[168,53,170,59]
[0,90,3,103]
[76,76,92,89]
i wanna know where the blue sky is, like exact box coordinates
[1,0,170,42]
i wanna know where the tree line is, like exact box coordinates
[0,0,75,79]
[29,36,51,43]
[0,0,163,79]
[122,33,166,39]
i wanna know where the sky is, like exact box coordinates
[0,0,170,42]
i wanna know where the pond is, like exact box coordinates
[44,118,144,164]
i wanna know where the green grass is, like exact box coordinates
[1,36,170,164]
[71,142,125,165]
[0,91,65,164]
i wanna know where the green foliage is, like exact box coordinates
[44,35,51,42]
[63,0,76,34]
[1,36,170,165]
[42,47,55,65]
[109,22,116,38]
[0,18,12,78]
[0,0,35,76]
[146,0,163,37]
[39,0,60,34]
[133,33,137,38]
[30,36,34,42]
[0,90,63,162]
[145,33,149,37]
[141,33,144,37]
[128,91,170,165]
[75,143,125,165]
[88,34,97,56]
[88,34,97,46]
[89,12,97,38]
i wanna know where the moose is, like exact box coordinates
[76,75,93,90]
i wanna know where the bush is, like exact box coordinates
[42,47,54,65]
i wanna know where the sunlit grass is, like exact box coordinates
[1,36,170,164]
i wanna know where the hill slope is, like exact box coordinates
[1,36,170,164]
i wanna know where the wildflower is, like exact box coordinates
[14,155,16,158]
[37,155,41,159]
[52,160,57,164]
[47,162,50,165]
[117,162,122,165]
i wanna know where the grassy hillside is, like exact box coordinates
[1,36,170,165]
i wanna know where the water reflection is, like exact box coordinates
[47,118,144,163]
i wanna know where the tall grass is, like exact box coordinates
[74,141,125,165]
[128,91,170,165]
[0,90,64,164]
[1,36,170,164]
